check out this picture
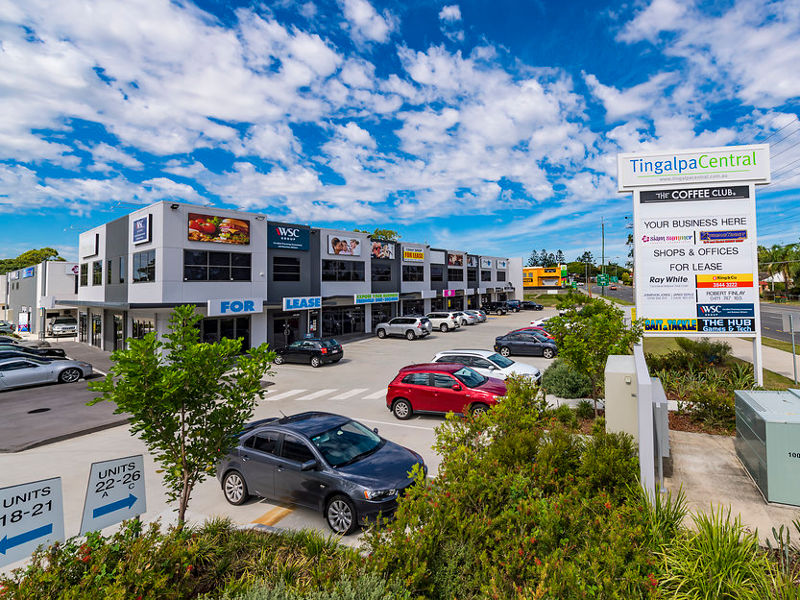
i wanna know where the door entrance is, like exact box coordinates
[113,314,125,351]
[272,312,301,347]
[79,313,88,343]
[91,314,102,347]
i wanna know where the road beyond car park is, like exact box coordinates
[0,309,553,558]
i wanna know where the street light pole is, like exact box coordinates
[601,217,605,297]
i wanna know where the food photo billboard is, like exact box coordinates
[188,213,250,245]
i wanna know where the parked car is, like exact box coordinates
[0,357,92,390]
[464,309,486,323]
[520,301,544,311]
[530,318,550,328]
[47,316,78,336]
[494,332,557,359]
[273,338,343,368]
[0,350,63,363]
[0,321,15,334]
[0,343,67,358]
[453,311,477,326]
[504,300,521,312]
[425,312,461,333]
[375,317,433,340]
[510,326,555,340]
[386,363,507,420]
[0,336,20,344]
[481,302,507,315]
[431,349,541,383]
[217,411,426,534]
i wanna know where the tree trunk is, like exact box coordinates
[178,401,188,526]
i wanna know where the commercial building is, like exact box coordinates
[3,261,78,334]
[522,265,567,288]
[60,201,519,351]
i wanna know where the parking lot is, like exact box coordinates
[0,308,554,559]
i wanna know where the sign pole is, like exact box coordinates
[791,314,797,385]
[753,334,764,387]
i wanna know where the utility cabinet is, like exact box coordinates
[735,389,800,506]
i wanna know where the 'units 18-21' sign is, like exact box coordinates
[268,222,309,251]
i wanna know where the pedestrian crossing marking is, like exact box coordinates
[363,389,386,400]
[265,389,306,402]
[331,388,368,400]
[297,388,338,401]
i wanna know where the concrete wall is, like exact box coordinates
[318,227,371,298]
[399,243,430,294]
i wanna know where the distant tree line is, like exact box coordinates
[0,248,64,275]
[526,248,565,267]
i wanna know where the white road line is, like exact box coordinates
[362,389,386,400]
[264,389,306,402]
[296,388,337,401]
[330,388,369,400]
[358,418,436,431]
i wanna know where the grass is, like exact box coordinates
[603,295,634,306]
[523,292,563,306]
[760,336,798,354]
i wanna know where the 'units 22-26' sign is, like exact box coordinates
[268,222,309,251]
[207,298,264,317]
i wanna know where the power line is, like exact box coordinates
[759,116,799,143]
[772,155,800,177]
[770,135,800,160]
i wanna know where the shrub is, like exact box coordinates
[576,399,594,420]
[685,382,735,431]
[675,337,732,366]
[541,358,593,398]
[552,403,578,429]
[216,574,411,600]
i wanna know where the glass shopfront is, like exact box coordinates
[446,296,464,311]
[430,297,446,311]
[467,294,479,309]
[322,305,365,337]
[79,312,88,343]
[113,314,125,351]
[91,314,102,347]
[401,299,424,316]
[370,302,397,330]
[201,316,251,350]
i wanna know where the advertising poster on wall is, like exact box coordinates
[620,145,769,338]
[132,215,152,245]
[447,253,464,266]
[188,213,250,245]
[402,246,425,262]
[467,256,477,267]
[22,267,35,278]
[268,222,309,250]
[371,240,395,259]
[327,235,362,256]
[480,258,492,268]
[497,259,507,269]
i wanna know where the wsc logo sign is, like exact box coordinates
[696,303,755,318]
[268,222,309,250]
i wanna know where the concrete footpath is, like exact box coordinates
[720,337,798,383]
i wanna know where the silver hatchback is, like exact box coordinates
[375,316,433,340]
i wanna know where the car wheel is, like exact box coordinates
[471,403,489,417]
[377,328,386,339]
[543,348,555,359]
[392,398,413,420]
[406,330,415,341]
[440,323,449,332]
[326,495,357,535]
[499,346,511,357]
[222,470,249,505]
[274,355,285,365]
[58,368,81,384]
[310,356,322,368]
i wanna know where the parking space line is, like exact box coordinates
[265,389,306,402]
[331,388,368,400]
[359,418,436,431]
[362,389,386,400]
[251,506,293,526]
[297,388,337,401]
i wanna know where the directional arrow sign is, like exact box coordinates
[80,455,146,535]
[0,478,64,568]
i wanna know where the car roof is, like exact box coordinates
[434,349,495,357]
[398,362,464,373]
[244,411,351,438]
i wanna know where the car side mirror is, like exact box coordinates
[488,365,497,371]
[300,459,317,471]
[373,427,379,434]
[452,384,462,391]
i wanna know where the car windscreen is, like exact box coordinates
[453,366,487,388]
[310,420,384,468]
[53,318,77,325]
[488,353,514,368]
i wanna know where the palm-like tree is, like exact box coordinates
[759,244,797,291]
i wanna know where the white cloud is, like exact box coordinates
[584,72,677,122]
[617,0,687,43]
[87,143,144,171]
[439,5,462,22]
[340,0,395,44]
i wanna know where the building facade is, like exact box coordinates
[4,261,78,334]
[60,201,520,351]
[522,265,567,288]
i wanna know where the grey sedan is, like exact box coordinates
[0,357,93,391]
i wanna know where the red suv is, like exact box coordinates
[386,363,507,420]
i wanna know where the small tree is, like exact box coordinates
[89,305,274,523]
[546,298,642,415]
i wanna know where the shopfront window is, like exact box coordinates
[79,313,88,342]
[430,297,446,311]
[371,262,392,282]
[133,250,156,283]
[201,316,251,350]
[447,296,464,311]
[430,264,444,282]
[481,270,492,282]
[402,299,424,316]
[322,260,365,282]
[272,256,301,282]
[91,314,102,347]
[447,268,464,281]
[370,302,396,330]
[497,271,506,282]
[402,265,424,282]
[321,306,365,337]
[131,318,155,340]
[184,250,251,282]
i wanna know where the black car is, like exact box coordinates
[217,412,426,534]
[520,301,544,311]
[0,336,20,344]
[273,338,343,368]
[0,344,67,358]
[494,331,557,359]
[481,302,508,315]
[504,300,521,312]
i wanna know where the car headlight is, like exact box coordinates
[363,489,396,500]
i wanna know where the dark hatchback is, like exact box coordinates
[273,338,343,368]
[494,331,557,358]
[217,412,426,534]
[0,344,66,358]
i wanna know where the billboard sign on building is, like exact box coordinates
[132,215,152,245]
[207,297,263,317]
[354,292,399,304]
[188,213,250,245]
[480,258,492,268]
[497,260,507,269]
[327,235,362,256]
[402,246,425,262]
[467,256,478,267]
[282,296,321,310]
[447,253,464,266]
[268,222,309,251]
[22,267,35,278]
[370,241,395,259]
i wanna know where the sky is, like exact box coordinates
[0,0,799,264]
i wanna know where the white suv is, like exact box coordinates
[375,316,433,340]
[430,349,541,383]
[425,312,461,332]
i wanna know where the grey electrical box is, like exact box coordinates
[735,389,800,506]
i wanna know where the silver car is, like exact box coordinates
[48,316,78,336]
[464,309,486,323]
[454,311,477,326]
[375,316,433,340]
[0,357,93,390]
[425,312,461,332]
[431,349,542,383]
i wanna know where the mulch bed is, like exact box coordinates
[668,411,734,436]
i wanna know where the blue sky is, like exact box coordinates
[1,0,799,264]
